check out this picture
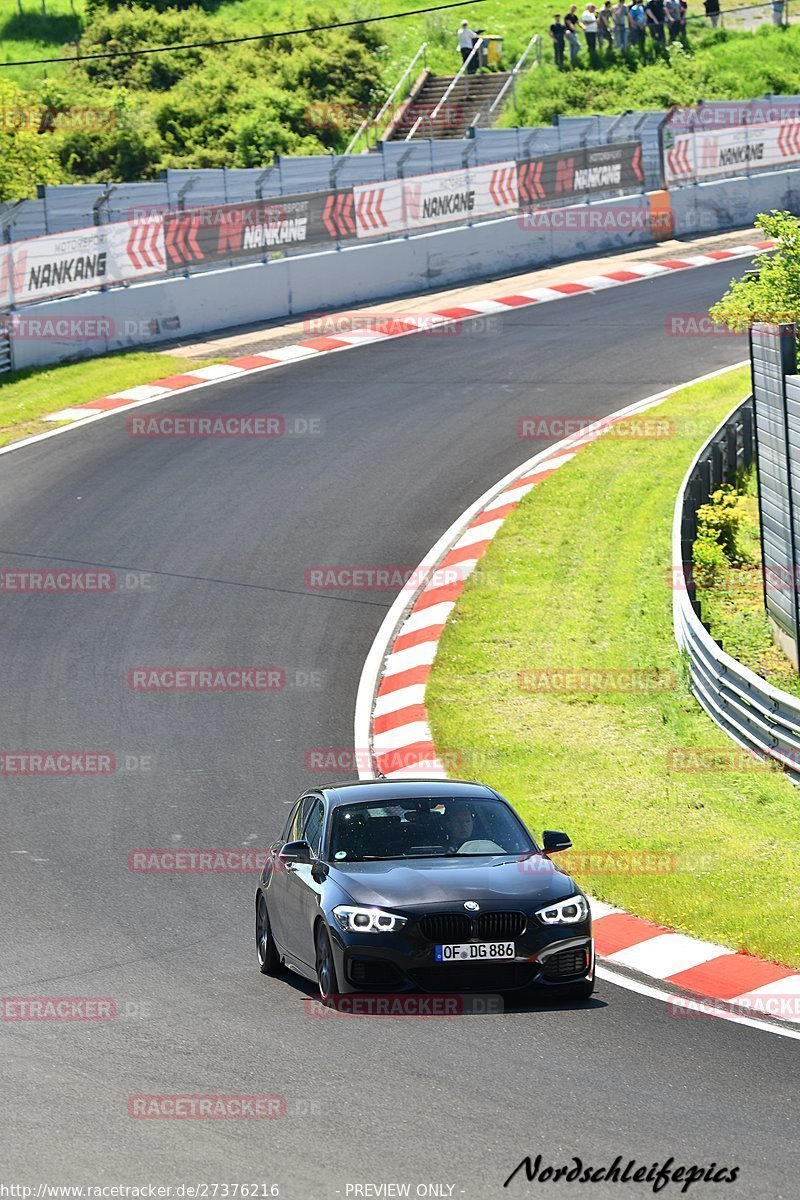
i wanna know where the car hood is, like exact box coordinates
[328,853,579,909]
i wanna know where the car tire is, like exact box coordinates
[256,891,280,975]
[315,923,339,1002]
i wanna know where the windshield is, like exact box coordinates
[328,796,535,862]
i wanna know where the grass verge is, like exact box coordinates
[0,350,220,448]
[427,364,800,968]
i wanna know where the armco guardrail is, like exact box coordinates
[0,142,645,310]
[673,396,800,782]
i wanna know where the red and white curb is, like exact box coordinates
[39,240,771,427]
[354,362,800,1036]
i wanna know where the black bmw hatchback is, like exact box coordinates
[255,778,594,1001]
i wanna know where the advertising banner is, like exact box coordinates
[162,191,352,268]
[4,217,165,304]
[663,119,800,185]
[517,142,644,206]
[353,163,518,238]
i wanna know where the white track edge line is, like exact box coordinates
[595,965,800,1042]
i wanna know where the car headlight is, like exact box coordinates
[332,905,408,933]
[535,894,589,925]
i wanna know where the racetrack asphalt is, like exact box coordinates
[0,258,795,1198]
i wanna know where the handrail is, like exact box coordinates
[405,37,484,141]
[472,33,541,130]
[344,42,428,155]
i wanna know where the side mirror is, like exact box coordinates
[542,830,572,855]
[279,839,312,865]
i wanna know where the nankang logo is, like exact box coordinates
[718,143,764,166]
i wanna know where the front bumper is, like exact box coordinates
[328,914,594,994]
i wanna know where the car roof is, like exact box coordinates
[317,778,500,808]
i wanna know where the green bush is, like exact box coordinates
[0,78,64,199]
[696,484,751,563]
[693,533,729,590]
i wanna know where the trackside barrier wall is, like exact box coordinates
[0,143,645,312]
[7,192,655,371]
[667,167,800,236]
[11,164,800,372]
[750,323,800,669]
[674,396,800,783]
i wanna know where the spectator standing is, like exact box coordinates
[550,13,568,67]
[457,20,479,69]
[665,0,682,39]
[703,0,720,26]
[679,0,688,34]
[582,3,599,57]
[564,5,582,62]
[612,0,629,49]
[772,0,785,25]
[646,0,666,43]
[629,0,647,53]
[598,2,614,48]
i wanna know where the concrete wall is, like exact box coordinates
[669,167,800,237]
[9,194,655,372]
[14,169,800,372]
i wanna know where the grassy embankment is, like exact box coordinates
[2,2,800,183]
[0,351,220,447]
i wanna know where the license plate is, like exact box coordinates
[435,941,515,962]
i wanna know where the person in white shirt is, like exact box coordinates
[457,20,479,71]
[582,4,599,57]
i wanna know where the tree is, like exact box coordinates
[710,210,800,327]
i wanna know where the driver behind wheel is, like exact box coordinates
[443,802,474,851]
